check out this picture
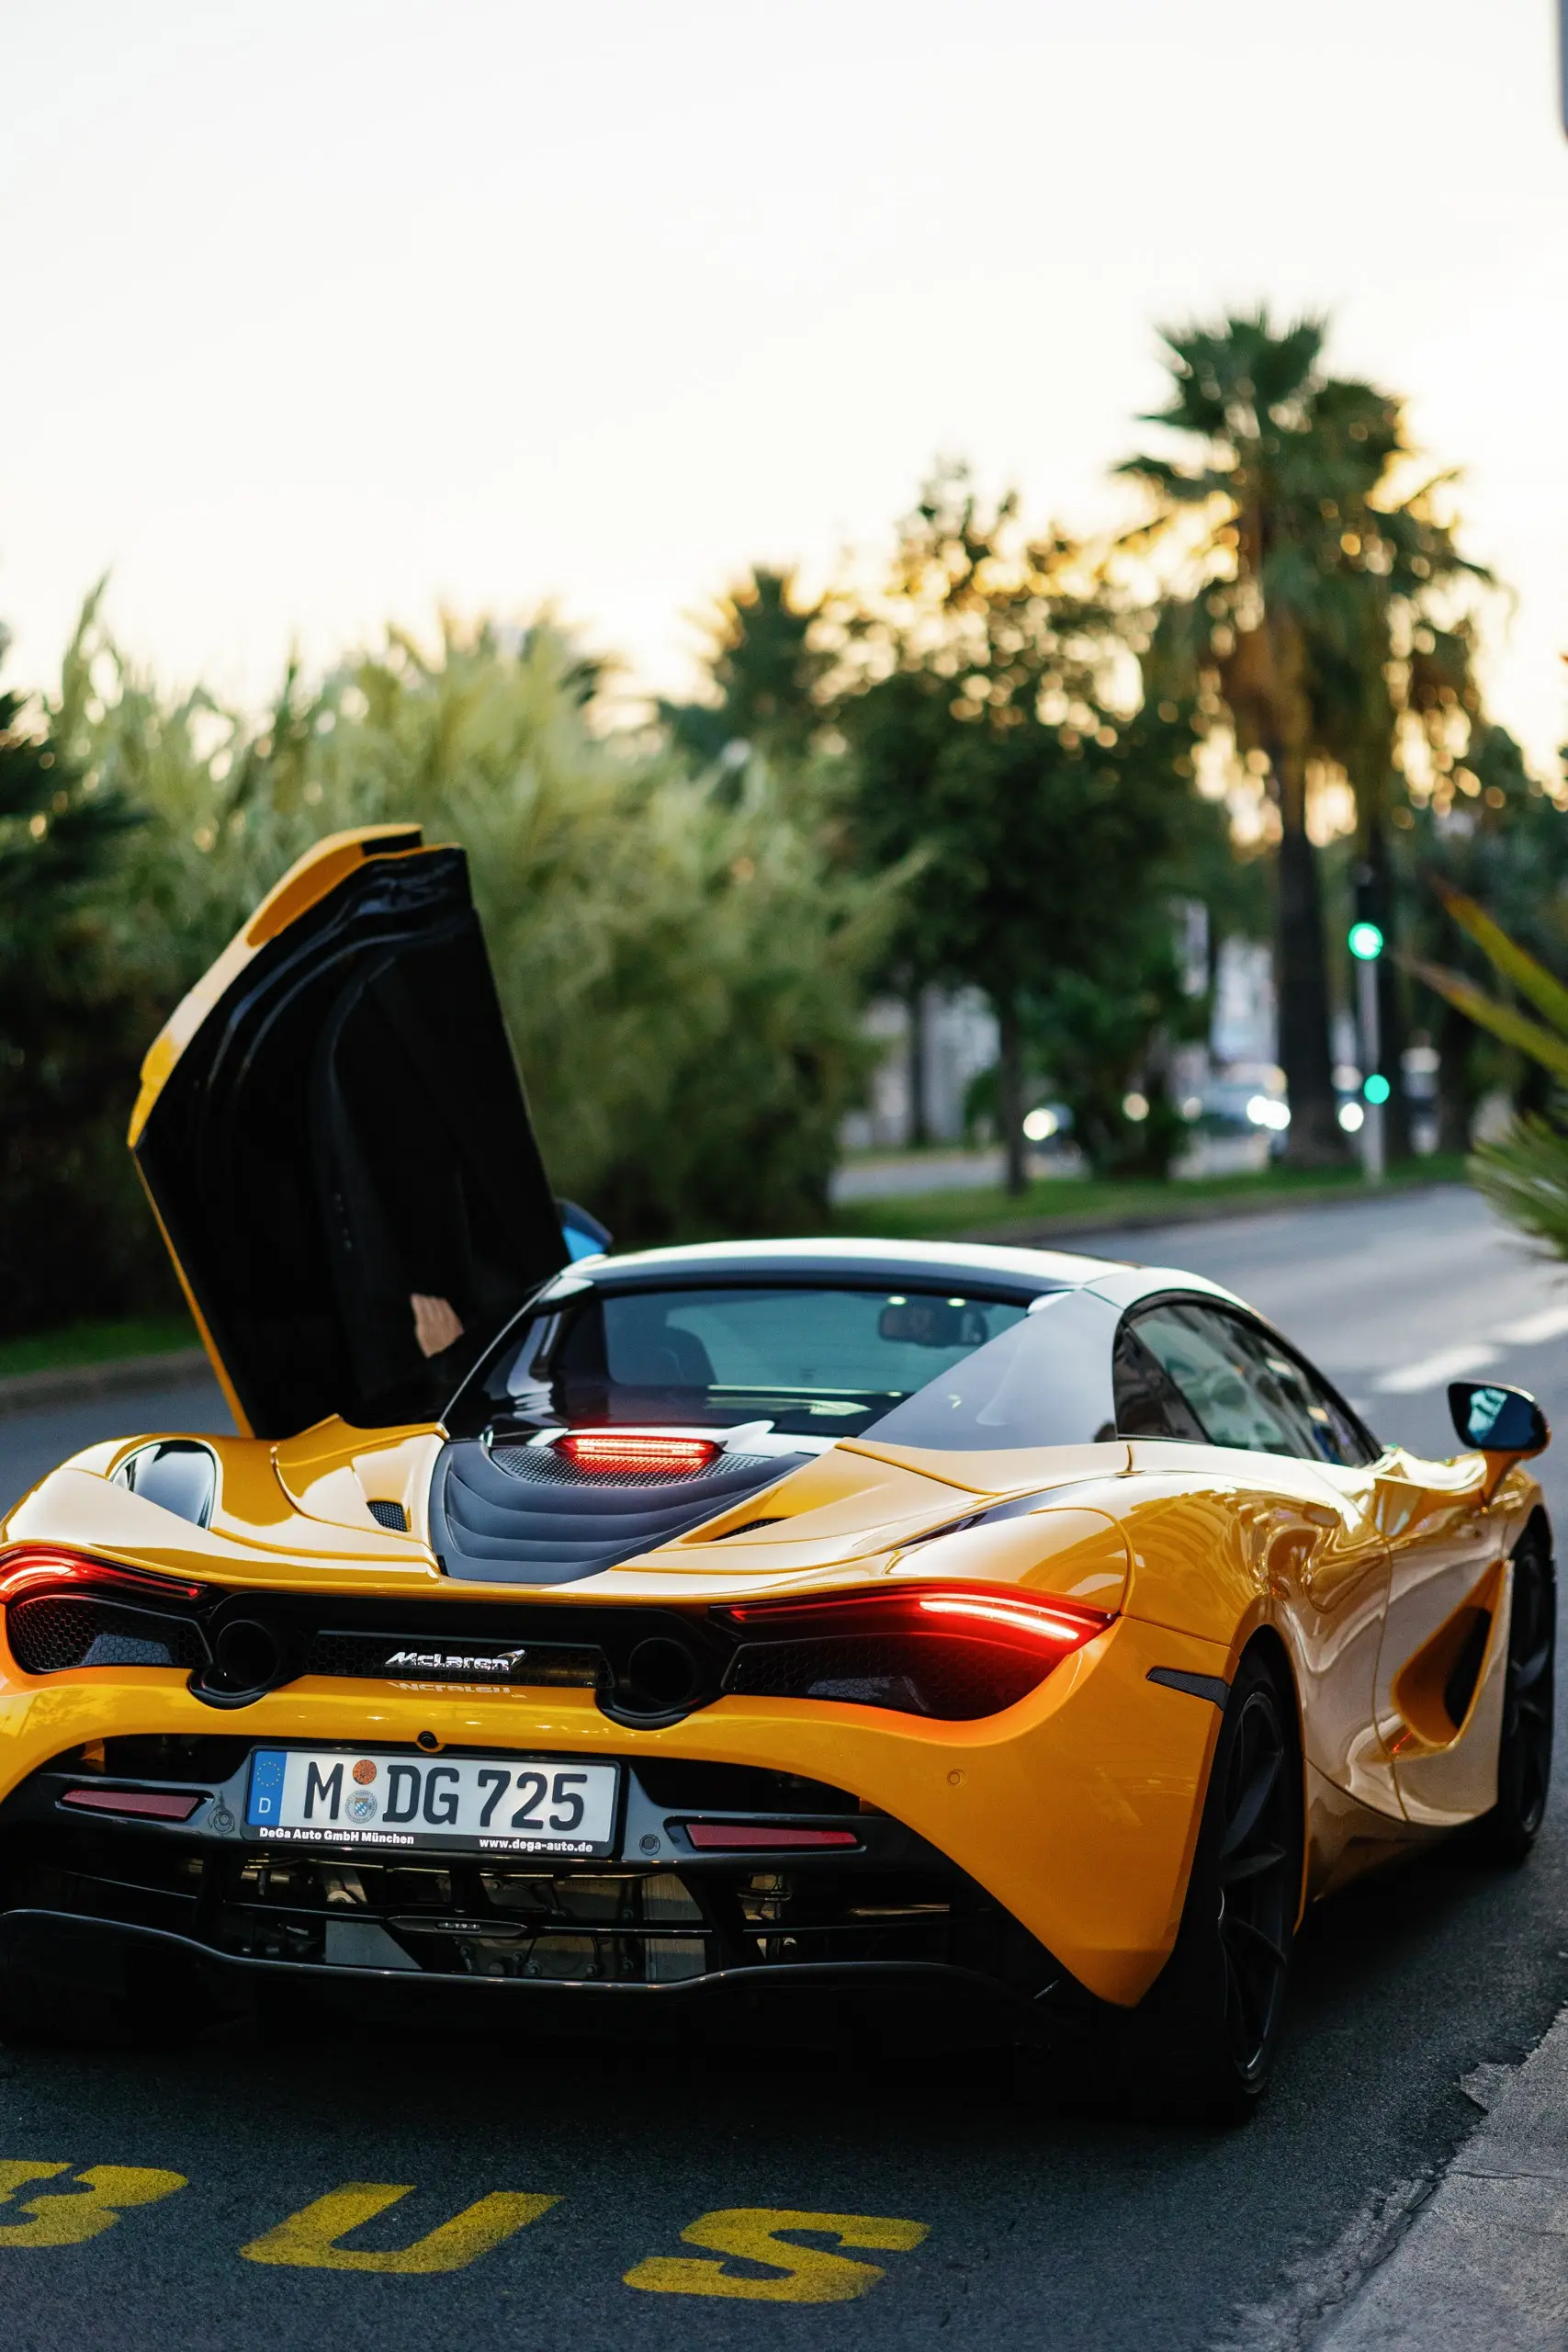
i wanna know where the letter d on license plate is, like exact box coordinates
[245,1748,619,1856]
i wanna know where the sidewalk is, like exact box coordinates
[1314,2004,1568,2347]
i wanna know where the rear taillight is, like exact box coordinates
[0,1548,210,1679]
[0,1546,208,1608]
[714,1584,1111,1722]
[557,1432,721,1476]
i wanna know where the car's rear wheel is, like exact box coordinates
[1473,1520,1555,1867]
[1118,1647,1303,2123]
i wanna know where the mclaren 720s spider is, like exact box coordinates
[0,826,1553,2117]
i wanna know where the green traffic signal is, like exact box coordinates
[1348,921,1384,962]
[1363,1072,1391,1105]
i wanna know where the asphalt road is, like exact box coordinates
[4,1182,1568,2351]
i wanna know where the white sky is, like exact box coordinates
[5,0,1567,766]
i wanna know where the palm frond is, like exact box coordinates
[1404,955,1568,1081]
[1436,885,1568,1037]
[1472,1117,1568,1262]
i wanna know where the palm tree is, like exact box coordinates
[1121,316,1375,1166]
[1301,382,1491,1160]
[660,566,829,768]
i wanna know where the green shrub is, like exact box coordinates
[3,605,891,1340]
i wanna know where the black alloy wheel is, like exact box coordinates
[1118,1648,1303,2123]
[1475,1521,1556,1865]
[1213,1678,1297,2080]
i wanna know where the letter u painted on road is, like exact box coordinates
[240,2182,558,2273]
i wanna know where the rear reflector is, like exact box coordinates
[681,1823,860,1851]
[61,1787,204,1822]
[558,1432,721,1476]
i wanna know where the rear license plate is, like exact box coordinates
[245,1748,619,1857]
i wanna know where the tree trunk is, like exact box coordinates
[1434,996,1476,1156]
[1364,815,1413,1163]
[1274,752,1348,1170]
[906,984,930,1148]
[996,992,1027,1194]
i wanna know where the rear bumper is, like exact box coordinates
[0,1608,1231,2006]
[0,1908,1066,2047]
[0,1758,1069,2024]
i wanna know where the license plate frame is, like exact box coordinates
[244,1747,621,1858]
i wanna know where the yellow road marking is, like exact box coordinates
[240,2183,558,2273]
[624,2207,931,2301]
[0,2163,187,2247]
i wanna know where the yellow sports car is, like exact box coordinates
[0,828,1553,2117]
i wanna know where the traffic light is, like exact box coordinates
[1348,921,1383,963]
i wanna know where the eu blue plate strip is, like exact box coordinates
[246,1748,287,1827]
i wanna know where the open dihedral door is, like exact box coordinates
[130,826,568,1439]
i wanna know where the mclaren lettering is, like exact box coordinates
[382,1648,527,1676]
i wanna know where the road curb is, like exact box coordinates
[0,1348,211,1420]
[954,1178,1461,1251]
[1313,2005,1568,2347]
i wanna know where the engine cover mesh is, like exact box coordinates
[428,1442,805,1585]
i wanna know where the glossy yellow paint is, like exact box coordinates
[124,825,437,1433]
[13,812,1539,2039]
[0,1607,1220,2005]
[127,827,427,1152]
[0,1409,1543,2007]
[1120,1442,1399,1817]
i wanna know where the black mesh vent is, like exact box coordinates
[491,1444,749,1490]
[724,1634,1046,1721]
[430,1441,807,1586]
[367,1499,409,1531]
[7,1597,208,1677]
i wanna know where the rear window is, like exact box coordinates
[486,1283,1033,1439]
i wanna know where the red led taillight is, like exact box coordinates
[0,1546,208,1609]
[714,1584,1111,1722]
[557,1432,721,1476]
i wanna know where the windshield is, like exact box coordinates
[483,1283,1034,1439]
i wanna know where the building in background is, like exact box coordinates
[840,990,998,1151]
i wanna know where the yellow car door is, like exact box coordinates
[1357,1447,1506,1827]
[129,825,569,1440]
[1117,1298,1397,1821]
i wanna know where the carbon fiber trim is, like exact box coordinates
[1146,1666,1231,1709]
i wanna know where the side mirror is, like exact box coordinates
[1449,1380,1550,1460]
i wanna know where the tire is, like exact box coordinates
[1473,1520,1555,1867]
[1116,1647,1303,2123]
